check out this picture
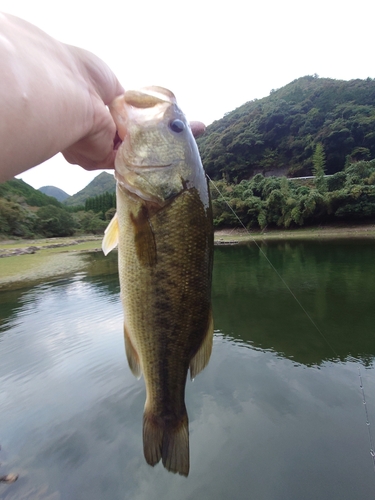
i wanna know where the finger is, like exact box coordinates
[62,104,117,170]
[70,46,124,105]
[62,128,117,170]
[190,121,206,138]
[63,147,116,171]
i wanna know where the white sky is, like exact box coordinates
[1,0,374,195]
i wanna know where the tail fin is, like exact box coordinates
[143,410,190,476]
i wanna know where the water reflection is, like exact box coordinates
[213,240,375,366]
[0,241,375,499]
[0,252,119,335]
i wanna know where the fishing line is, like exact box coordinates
[208,174,375,474]
[358,366,375,472]
[207,175,339,357]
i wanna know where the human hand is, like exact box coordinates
[0,13,124,181]
[0,13,205,182]
[61,46,124,171]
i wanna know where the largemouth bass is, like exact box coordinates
[102,87,213,476]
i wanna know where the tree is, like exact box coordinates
[84,191,116,218]
[76,211,107,234]
[312,143,327,193]
[36,205,75,237]
[0,198,36,236]
[105,207,117,221]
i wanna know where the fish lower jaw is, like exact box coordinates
[115,174,165,206]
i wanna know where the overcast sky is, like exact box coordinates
[2,0,374,195]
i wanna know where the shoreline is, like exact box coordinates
[0,236,103,291]
[1,224,375,290]
[214,222,375,244]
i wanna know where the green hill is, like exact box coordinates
[64,172,116,206]
[39,185,70,202]
[197,75,375,182]
[0,178,61,207]
[0,178,71,237]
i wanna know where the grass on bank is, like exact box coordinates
[215,223,375,242]
[0,238,102,288]
[0,236,101,250]
[1,224,375,289]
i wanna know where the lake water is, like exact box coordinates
[1,240,375,499]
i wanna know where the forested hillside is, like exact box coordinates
[64,172,116,206]
[197,76,375,182]
[211,159,375,229]
[2,75,375,238]
[0,179,62,208]
[0,178,115,238]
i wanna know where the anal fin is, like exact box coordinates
[190,309,214,380]
[124,324,142,378]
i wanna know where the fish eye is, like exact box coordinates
[169,119,185,133]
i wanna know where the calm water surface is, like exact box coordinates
[1,241,375,499]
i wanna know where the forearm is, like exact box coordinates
[0,13,123,182]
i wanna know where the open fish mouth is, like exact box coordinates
[113,131,122,151]
[123,163,174,172]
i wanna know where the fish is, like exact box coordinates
[102,86,214,476]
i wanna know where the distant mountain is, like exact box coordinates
[64,172,116,206]
[0,178,61,207]
[197,75,375,182]
[39,185,70,202]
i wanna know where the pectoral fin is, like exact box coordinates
[189,309,214,379]
[102,212,119,256]
[130,206,157,267]
[124,324,142,379]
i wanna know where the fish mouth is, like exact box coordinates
[114,165,174,189]
[115,170,169,206]
[113,131,122,151]
[124,163,174,172]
